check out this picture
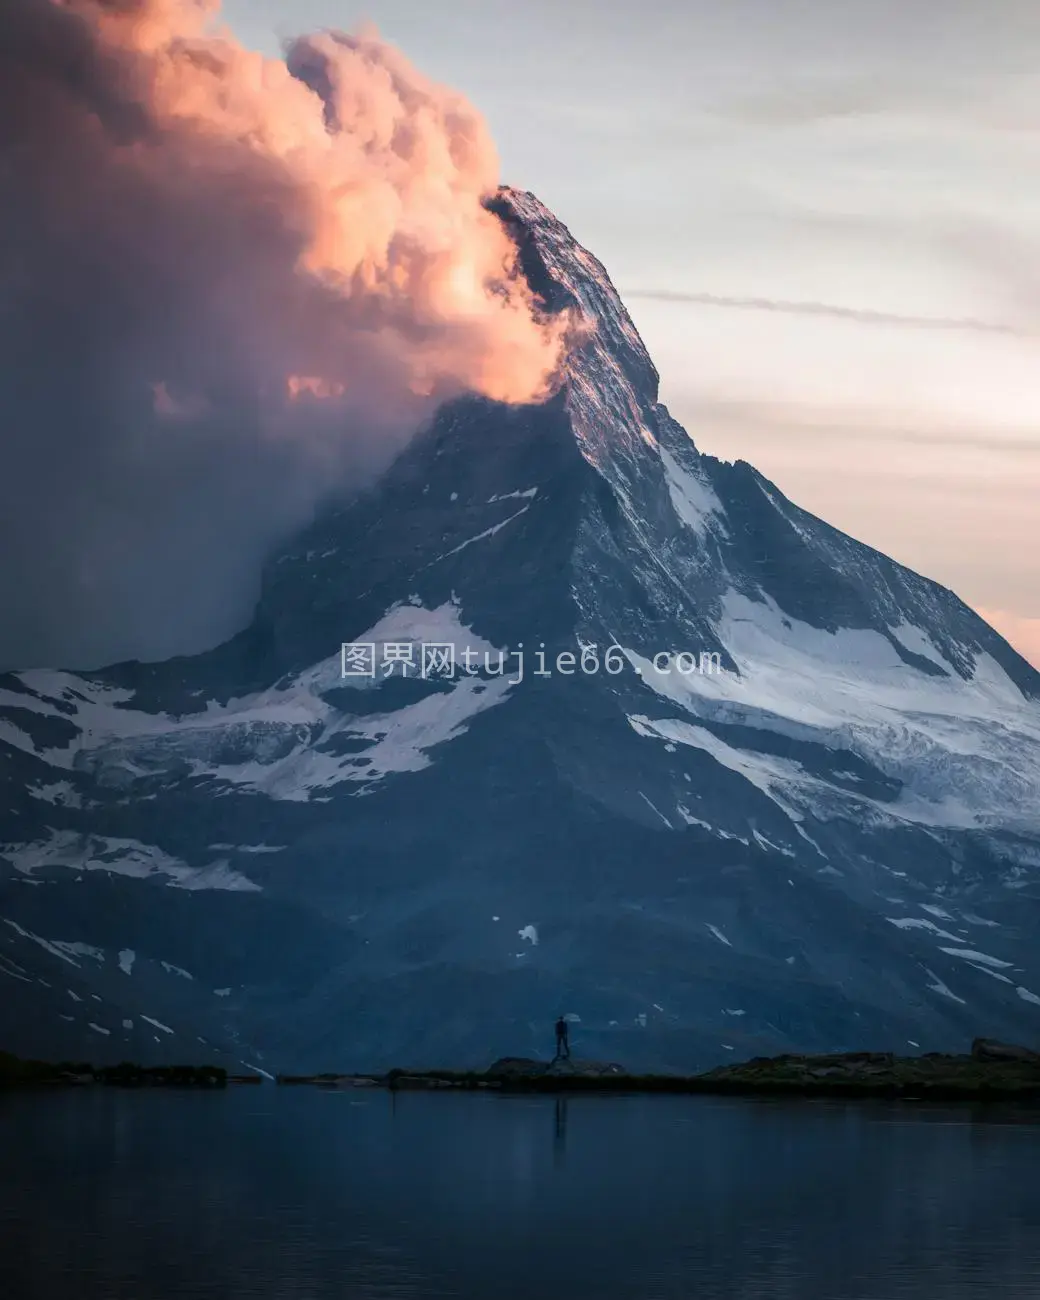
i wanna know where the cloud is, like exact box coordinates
[976,609,1040,669]
[715,74,940,127]
[621,290,1031,337]
[662,396,1040,457]
[713,69,1040,133]
[0,0,566,670]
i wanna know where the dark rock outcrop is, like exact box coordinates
[486,1056,625,1079]
[698,1047,1040,1097]
[971,1038,1040,1064]
[486,1056,548,1078]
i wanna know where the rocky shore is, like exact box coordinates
[0,1051,240,1088]
[276,1039,1040,1101]
[7,1040,1040,1100]
[690,1039,1040,1100]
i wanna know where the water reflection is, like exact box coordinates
[553,1096,568,1167]
[1,1090,1038,1299]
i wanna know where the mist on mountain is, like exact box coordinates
[0,0,567,670]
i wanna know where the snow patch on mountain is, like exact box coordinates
[938,947,1014,969]
[427,506,531,566]
[27,782,81,808]
[0,673,168,768]
[53,942,105,963]
[0,831,259,891]
[354,600,500,661]
[923,969,967,1004]
[660,446,727,536]
[168,603,512,798]
[209,844,285,854]
[628,713,811,821]
[624,590,1040,832]
[4,918,81,966]
[888,623,953,671]
[887,917,964,942]
[1,603,513,804]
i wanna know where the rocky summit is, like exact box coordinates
[1,188,1039,1076]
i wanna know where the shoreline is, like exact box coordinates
[6,1042,1040,1102]
[0,1053,254,1090]
[279,1070,1040,1102]
[283,1042,1040,1101]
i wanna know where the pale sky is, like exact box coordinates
[223,0,1039,665]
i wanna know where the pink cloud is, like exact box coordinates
[0,0,571,668]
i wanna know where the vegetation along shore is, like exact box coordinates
[5,1039,1039,1100]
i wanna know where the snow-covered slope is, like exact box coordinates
[1,187,1038,1072]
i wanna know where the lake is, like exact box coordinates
[2,1087,1039,1298]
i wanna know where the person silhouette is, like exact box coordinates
[554,1015,570,1061]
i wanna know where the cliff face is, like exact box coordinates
[1,188,1039,1074]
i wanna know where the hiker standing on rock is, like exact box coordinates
[554,1015,570,1061]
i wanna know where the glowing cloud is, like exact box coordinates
[0,0,566,669]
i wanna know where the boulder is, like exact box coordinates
[484,1057,627,1080]
[970,1038,1040,1064]
[545,1058,626,1077]
[485,1057,549,1078]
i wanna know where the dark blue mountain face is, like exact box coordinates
[2,189,1039,1074]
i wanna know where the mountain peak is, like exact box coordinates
[1,187,1039,1074]
[490,185,661,406]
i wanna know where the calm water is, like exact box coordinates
[2,1088,1039,1299]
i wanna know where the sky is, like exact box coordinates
[222,0,1040,668]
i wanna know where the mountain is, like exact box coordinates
[1,188,1039,1075]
